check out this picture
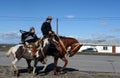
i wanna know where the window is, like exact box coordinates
[103,46,108,50]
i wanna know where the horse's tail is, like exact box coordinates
[6,47,13,57]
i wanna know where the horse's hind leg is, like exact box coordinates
[53,57,58,75]
[11,58,19,76]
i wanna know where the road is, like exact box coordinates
[1,51,120,73]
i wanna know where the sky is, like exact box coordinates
[0,0,120,44]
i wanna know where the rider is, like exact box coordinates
[20,27,38,57]
[20,27,38,45]
[41,16,68,54]
[41,16,53,38]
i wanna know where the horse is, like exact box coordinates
[34,36,82,75]
[6,39,47,76]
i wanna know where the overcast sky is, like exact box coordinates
[0,0,120,44]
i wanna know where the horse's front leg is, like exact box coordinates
[33,59,38,76]
[69,43,81,57]
[60,56,68,72]
[53,57,58,75]
[26,59,33,73]
[39,58,47,72]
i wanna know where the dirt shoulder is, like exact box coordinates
[1,65,120,78]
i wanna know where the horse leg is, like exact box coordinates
[26,59,33,73]
[60,57,68,72]
[33,59,38,75]
[39,58,47,72]
[11,58,19,76]
[69,43,81,57]
[53,57,58,75]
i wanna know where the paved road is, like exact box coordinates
[1,51,120,73]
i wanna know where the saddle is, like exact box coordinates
[23,41,39,58]
[43,33,68,56]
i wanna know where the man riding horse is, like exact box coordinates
[41,16,68,55]
[20,27,39,56]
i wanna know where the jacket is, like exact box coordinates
[41,22,52,35]
[21,32,38,43]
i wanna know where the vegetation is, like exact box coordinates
[0,44,16,51]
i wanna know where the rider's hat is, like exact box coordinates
[46,16,52,20]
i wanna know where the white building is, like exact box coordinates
[79,40,120,53]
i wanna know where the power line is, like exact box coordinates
[0,16,120,21]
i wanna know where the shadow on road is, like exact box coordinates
[18,63,78,76]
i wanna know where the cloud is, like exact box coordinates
[100,22,108,26]
[90,33,119,40]
[0,32,20,44]
[110,27,120,32]
[66,15,75,19]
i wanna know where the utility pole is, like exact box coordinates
[56,18,58,34]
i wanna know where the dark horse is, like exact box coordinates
[33,36,82,75]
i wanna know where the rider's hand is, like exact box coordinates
[49,31,52,34]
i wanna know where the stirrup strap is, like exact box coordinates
[55,34,68,54]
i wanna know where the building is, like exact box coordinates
[79,40,120,53]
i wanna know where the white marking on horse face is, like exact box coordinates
[43,38,49,47]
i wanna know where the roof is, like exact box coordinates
[79,40,120,46]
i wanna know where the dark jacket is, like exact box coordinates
[41,22,52,35]
[21,31,38,43]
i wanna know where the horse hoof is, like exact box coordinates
[17,73,20,77]
[54,72,58,75]
[69,54,73,57]
[13,71,20,76]
[60,70,67,74]
[33,73,37,76]
[27,67,33,73]
[39,70,45,73]
[59,69,67,74]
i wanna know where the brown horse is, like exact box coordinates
[41,36,82,75]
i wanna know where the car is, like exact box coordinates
[81,48,98,52]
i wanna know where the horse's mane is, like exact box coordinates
[59,36,78,43]
[59,36,74,39]
[59,36,66,38]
